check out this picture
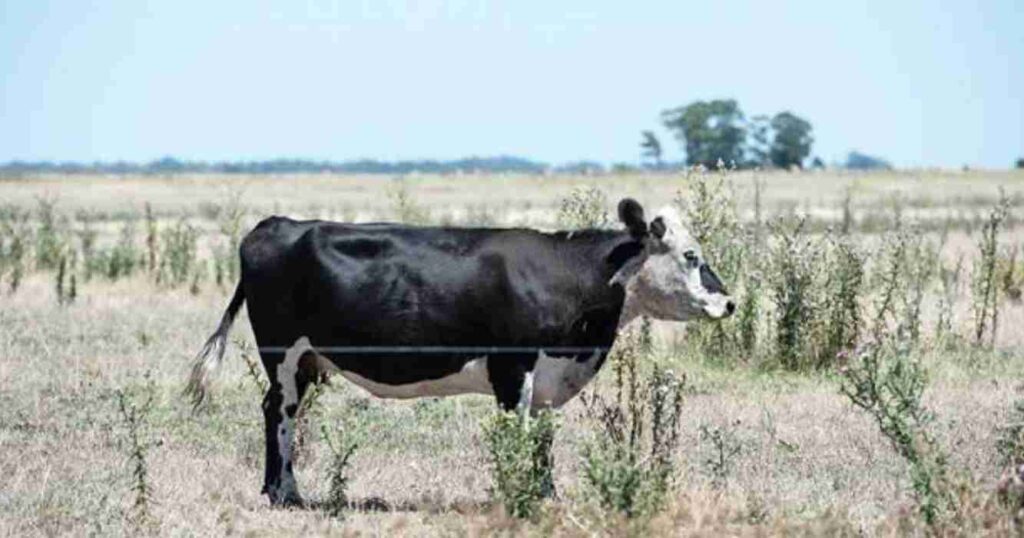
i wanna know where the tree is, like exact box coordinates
[845,151,892,170]
[745,115,772,168]
[1015,158,1024,169]
[639,131,663,169]
[769,112,813,169]
[661,99,746,168]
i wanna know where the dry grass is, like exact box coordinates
[1,170,1023,535]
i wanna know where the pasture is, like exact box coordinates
[1,169,1023,535]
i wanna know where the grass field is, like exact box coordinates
[1,169,1023,536]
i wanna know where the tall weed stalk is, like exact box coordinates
[579,319,685,518]
[320,424,359,518]
[765,217,822,370]
[972,192,1010,346]
[0,206,29,293]
[114,376,159,530]
[157,219,198,287]
[34,195,68,270]
[841,233,955,526]
[482,410,557,519]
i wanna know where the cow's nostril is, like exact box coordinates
[725,300,736,316]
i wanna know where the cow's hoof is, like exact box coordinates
[266,487,305,508]
[280,494,305,508]
[541,484,558,500]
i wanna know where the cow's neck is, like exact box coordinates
[559,229,646,346]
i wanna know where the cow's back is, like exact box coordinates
[238,218,627,352]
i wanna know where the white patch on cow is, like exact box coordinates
[331,356,493,399]
[268,336,312,505]
[531,350,603,409]
[517,370,535,414]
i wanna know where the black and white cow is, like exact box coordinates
[186,198,733,505]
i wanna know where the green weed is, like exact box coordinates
[579,319,685,518]
[557,186,610,229]
[482,409,557,519]
[320,423,359,518]
[972,192,1010,346]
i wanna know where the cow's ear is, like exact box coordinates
[649,216,667,239]
[618,198,647,238]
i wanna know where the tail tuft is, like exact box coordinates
[185,282,245,410]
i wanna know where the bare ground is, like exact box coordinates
[1,170,1023,535]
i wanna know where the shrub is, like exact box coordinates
[482,409,557,519]
[0,206,29,293]
[189,262,205,295]
[157,219,198,287]
[870,234,902,332]
[235,338,268,394]
[971,192,1010,346]
[463,203,498,227]
[735,267,763,357]
[675,167,745,285]
[698,420,744,489]
[294,380,328,464]
[388,177,430,225]
[1001,246,1022,303]
[34,195,69,270]
[579,319,686,518]
[101,220,140,281]
[839,186,854,234]
[819,234,865,363]
[320,423,359,518]
[75,218,100,281]
[673,168,753,363]
[144,203,158,273]
[899,233,938,345]
[839,338,953,525]
[556,186,610,229]
[752,176,765,241]
[998,395,1024,468]
[55,253,77,305]
[114,375,159,530]
[936,256,965,344]
[765,217,823,370]
[861,227,936,348]
[215,196,245,286]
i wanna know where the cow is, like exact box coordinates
[186,198,734,506]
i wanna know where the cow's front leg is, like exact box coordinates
[486,356,555,498]
[262,337,316,506]
[488,356,536,413]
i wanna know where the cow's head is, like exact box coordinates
[612,198,735,322]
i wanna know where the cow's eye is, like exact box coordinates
[683,250,698,265]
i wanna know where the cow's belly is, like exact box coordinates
[323,350,603,407]
[531,351,604,409]
[336,356,493,399]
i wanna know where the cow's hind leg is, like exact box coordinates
[262,337,319,506]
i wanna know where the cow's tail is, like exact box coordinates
[186,280,246,410]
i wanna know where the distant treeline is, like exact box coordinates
[0,152,895,176]
[0,155,551,175]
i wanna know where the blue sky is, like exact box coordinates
[1,1,1021,168]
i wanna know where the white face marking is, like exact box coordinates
[331,356,493,399]
[531,351,604,409]
[620,206,733,322]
